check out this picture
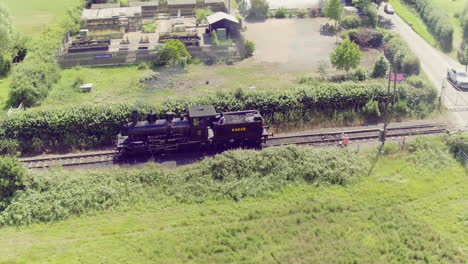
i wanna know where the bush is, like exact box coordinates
[195,8,213,24]
[0,54,11,77]
[154,39,191,67]
[141,20,157,33]
[0,139,19,156]
[372,54,390,78]
[245,39,255,57]
[0,146,368,225]
[0,156,25,211]
[364,99,381,118]
[402,54,420,75]
[341,14,361,29]
[383,143,399,156]
[248,0,269,19]
[274,8,288,18]
[407,136,454,169]
[297,9,307,18]
[352,67,369,81]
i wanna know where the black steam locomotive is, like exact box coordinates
[116,105,271,156]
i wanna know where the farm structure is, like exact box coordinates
[82,7,143,32]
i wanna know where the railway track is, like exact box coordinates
[20,123,448,169]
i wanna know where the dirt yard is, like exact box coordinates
[244,18,339,72]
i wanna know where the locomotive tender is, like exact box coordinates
[116,105,271,155]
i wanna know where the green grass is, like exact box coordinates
[2,0,79,35]
[0,156,466,263]
[37,63,296,109]
[389,0,438,48]
[0,76,10,110]
[431,0,466,54]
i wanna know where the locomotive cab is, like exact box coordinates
[187,105,218,143]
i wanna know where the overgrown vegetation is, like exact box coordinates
[141,19,157,33]
[195,8,213,24]
[0,156,25,211]
[154,39,191,68]
[0,146,368,225]
[400,0,454,51]
[0,78,437,154]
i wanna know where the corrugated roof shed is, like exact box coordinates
[205,0,226,4]
[168,0,197,6]
[91,3,120,9]
[206,12,239,25]
[82,7,142,20]
[129,1,159,7]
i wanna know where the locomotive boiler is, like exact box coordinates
[116,105,271,156]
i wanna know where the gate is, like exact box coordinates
[441,79,468,112]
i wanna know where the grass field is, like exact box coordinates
[389,0,466,56]
[2,0,79,35]
[0,156,466,263]
[38,63,297,109]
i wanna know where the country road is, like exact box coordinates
[379,9,468,127]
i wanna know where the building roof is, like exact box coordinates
[205,0,226,3]
[168,0,197,6]
[129,1,159,7]
[82,7,142,20]
[91,3,120,9]
[188,105,217,118]
[206,12,239,25]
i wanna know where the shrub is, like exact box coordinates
[372,54,390,78]
[310,8,320,17]
[210,30,220,46]
[383,143,399,155]
[245,40,255,57]
[0,139,19,156]
[248,0,269,19]
[364,99,381,118]
[402,54,420,75]
[341,14,361,29]
[407,136,454,169]
[141,20,157,33]
[274,8,288,18]
[154,39,191,67]
[0,156,25,211]
[297,9,307,18]
[195,8,213,24]
[352,67,369,81]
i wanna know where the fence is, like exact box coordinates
[457,150,468,167]
[58,46,240,68]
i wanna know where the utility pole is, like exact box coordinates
[381,62,398,149]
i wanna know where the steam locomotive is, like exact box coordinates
[116,105,271,156]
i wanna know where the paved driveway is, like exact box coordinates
[244,18,337,72]
[379,9,468,127]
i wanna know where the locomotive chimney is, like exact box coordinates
[131,109,139,124]
[147,111,157,124]
[166,111,175,123]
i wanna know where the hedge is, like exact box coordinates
[401,0,454,50]
[0,80,437,153]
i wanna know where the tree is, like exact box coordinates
[372,54,390,78]
[323,0,343,30]
[195,8,213,24]
[248,0,269,19]
[0,156,25,211]
[0,4,12,76]
[154,39,191,68]
[330,39,362,76]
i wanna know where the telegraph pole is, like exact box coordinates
[381,62,398,149]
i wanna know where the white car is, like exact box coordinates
[447,68,468,90]
[384,4,395,14]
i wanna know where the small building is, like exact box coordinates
[82,7,142,32]
[130,1,159,17]
[207,12,239,37]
